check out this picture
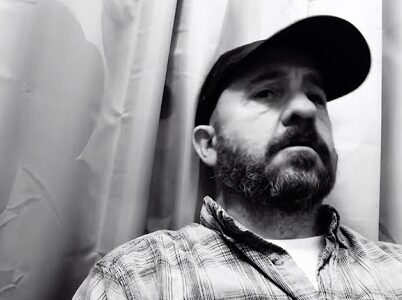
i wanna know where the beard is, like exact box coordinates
[214,123,338,213]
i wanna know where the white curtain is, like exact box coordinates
[381,0,402,243]
[0,0,177,298]
[0,0,396,299]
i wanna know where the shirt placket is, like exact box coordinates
[316,233,346,300]
[234,242,320,300]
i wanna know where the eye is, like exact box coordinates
[253,89,275,99]
[307,92,326,105]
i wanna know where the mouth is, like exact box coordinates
[267,132,329,163]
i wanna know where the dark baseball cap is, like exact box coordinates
[195,15,371,126]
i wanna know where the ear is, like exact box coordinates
[192,125,218,167]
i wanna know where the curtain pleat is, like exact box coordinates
[380,0,402,244]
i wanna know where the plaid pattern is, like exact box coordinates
[73,197,402,299]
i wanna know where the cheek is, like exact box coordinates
[215,91,280,156]
[220,117,277,157]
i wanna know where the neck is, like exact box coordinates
[215,188,324,240]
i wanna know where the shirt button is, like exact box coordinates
[271,255,283,265]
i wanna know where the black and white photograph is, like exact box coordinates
[0,0,401,299]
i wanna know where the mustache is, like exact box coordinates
[266,124,331,162]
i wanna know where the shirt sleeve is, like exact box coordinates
[72,264,129,300]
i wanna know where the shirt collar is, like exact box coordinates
[200,196,349,250]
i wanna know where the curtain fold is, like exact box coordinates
[380,0,402,244]
[0,0,177,299]
[0,0,398,299]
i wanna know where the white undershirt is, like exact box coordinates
[267,235,325,290]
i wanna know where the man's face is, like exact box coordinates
[212,51,338,212]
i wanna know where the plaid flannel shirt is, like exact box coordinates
[73,197,402,299]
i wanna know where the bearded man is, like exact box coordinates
[74,16,402,300]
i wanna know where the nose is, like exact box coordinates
[281,92,317,126]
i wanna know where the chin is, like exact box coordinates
[260,154,335,212]
[264,169,328,212]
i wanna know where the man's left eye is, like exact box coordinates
[307,93,326,105]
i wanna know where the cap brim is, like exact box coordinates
[195,15,371,126]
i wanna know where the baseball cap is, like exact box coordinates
[195,15,371,126]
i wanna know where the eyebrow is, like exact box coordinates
[246,69,326,92]
[243,70,286,92]
[248,70,287,85]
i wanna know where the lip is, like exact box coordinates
[281,145,317,153]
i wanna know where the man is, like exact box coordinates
[74,16,402,299]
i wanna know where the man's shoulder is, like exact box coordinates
[339,225,402,263]
[73,224,223,299]
[95,222,219,272]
